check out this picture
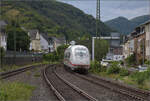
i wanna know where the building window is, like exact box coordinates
[148,25,150,32]
[2,36,5,41]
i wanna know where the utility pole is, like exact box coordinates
[96,0,101,38]
[92,37,101,61]
[92,0,101,61]
[13,23,16,65]
[13,16,18,65]
[92,37,95,61]
[0,48,2,68]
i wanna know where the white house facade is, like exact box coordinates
[0,20,7,50]
[0,32,7,50]
[123,40,130,58]
[28,29,41,51]
[129,39,134,54]
[40,34,49,52]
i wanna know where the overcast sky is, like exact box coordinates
[58,0,150,21]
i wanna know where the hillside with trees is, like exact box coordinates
[6,21,30,51]
[105,15,150,35]
[0,0,113,41]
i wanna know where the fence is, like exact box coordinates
[0,51,43,67]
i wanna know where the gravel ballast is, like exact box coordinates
[56,65,135,101]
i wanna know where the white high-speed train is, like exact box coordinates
[64,45,90,73]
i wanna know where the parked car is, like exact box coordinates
[137,65,148,72]
[101,61,109,67]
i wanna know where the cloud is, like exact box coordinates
[58,0,150,21]
[101,1,149,21]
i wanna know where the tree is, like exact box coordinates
[125,53,136,66]
[76,35,92,53]
[57,45,69,61]
[0,47,5,68]
[94,39,109,61]
[6,22,30,51]
[76,38,109,61]
[43,45,69,62]
[1,1,113,43]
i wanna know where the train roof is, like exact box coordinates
[68,45,88,50]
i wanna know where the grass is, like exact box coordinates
[34,73,41,77]
[0,81,35,101]
[34,71,41,77]
[26,71,31,76]
[96,72,150,90]
[123,76,150,90]
[0,61,59,73]
[90,61,150,90]
[42,61,59,65]
[0,65,19,73]
[97,71,150,90]
[98,72,121,80]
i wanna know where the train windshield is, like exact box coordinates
[75,48,88,57]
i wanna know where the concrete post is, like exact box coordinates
[92,37,95,61]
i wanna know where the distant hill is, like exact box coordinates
[0,0,112,40]
[130,15,150,26]
[105,15,150,35]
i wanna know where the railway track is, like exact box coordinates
[0,65,43,79]
[75,73,150,101]
[43,65,98,101]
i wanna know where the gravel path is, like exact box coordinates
[4,64,58,101]
[56,65,135,101]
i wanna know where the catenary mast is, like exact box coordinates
[92,0,101,61]
[96,0,101,37]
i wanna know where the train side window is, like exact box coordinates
[65,52,70,59]
[68,52,70,58]
[65,53,67,59]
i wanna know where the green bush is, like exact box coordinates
[132,72,146,85]
[130,67,150,85]
[107,62,120,74]
[56,45,69,61]
[0,47,5,58]
[100,66,107,72]
[120,61,124,65]
[119,68,129,76]
[89,61,101,73]
[145,60,150,65]
[0,47,5,68]
[94,39,109,61]
[43,52,59,62]
[125,54,136,66]
[43,45,69,62]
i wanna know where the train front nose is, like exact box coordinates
[75,58,90,69]
[73,47,90,70]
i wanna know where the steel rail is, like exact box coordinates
[44,65,98,101]
[0,64,44,79]
[54,67,98,101]
[75,73,150,101]
[43,66,66,101]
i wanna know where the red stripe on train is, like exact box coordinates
[64,59,89,66]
